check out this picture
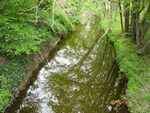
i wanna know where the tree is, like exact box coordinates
[124,1,130,34]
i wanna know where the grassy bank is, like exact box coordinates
[0,0,83,112]
[0,37,57,112]
[100,17,150,113]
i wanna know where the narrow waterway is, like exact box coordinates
[6,19,129,113]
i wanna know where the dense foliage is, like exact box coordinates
[0,0,78,56]
[0,58,24,111]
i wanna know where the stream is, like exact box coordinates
[6,18,129,113]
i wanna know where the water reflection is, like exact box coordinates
[6,20,128,113]
[47,27,124,113]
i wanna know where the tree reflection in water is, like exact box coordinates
[47,21,128,113]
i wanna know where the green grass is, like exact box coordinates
[100,16,150,113]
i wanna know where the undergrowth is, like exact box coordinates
[0,58,24,112]
[0,0,75,56]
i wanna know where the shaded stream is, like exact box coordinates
[6,19,129,113]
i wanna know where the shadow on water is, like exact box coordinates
[5,18,129,113]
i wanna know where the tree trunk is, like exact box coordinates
[131,0,136,42]
[136,13,140,47]
[124,2,129,34]
[140,5,150,40]
[119,0,124,32]
[131,12,136,42]
[138,40,150,54]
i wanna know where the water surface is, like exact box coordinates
[6,19,128,113]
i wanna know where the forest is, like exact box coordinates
[0,0,150,113]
